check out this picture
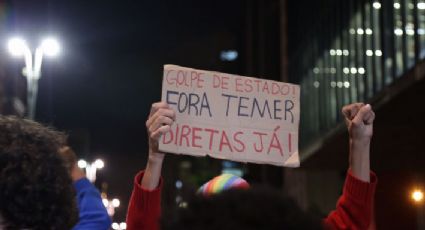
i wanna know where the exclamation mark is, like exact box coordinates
[288,133,292,153]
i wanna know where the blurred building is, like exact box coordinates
[284,0,425,229]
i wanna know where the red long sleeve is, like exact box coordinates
[126,170,376,230]
[323,170,377,230]
[126,171,162,230]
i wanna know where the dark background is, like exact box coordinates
[2,0,425,228]
[1,0,254,222]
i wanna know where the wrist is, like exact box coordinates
[142,152,164,190]
[145,151,165,174]
[350,138,371,149]
[350,136,372,145]
[349,139,371,182]
[350,140,370,163]
[148,151,165,164]
[71,166,86,182]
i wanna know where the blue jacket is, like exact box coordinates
[73,178,112,230]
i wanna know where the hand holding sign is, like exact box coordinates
[159,65,300,167]
[146,102,176,154]
[141,102,175,190]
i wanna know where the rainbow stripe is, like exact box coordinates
[198,173,250,196]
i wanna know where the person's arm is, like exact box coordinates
[72,173,112,230]
[345,103,374,182]
[126,102,175,230]
[59,146,112,230]
[323,103,377,230]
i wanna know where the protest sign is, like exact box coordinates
[159,65,300,167]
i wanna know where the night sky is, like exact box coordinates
[2,1,423,228]
[6,0,245,153]
[2,0,246,221]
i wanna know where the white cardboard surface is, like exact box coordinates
[159,65,300,167]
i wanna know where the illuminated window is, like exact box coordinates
[418,1,425,58]
[373,2,381,9]
[394,3,401,9]
[405,0,415,69]
[394,1,404,77]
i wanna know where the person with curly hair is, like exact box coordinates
[0,116,78,229]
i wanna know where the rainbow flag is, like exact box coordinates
[197,173,250,196]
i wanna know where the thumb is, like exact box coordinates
[352,104,372,125]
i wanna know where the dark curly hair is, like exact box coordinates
[162,186,323,230]
[0,116,78,230]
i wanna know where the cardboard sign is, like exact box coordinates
[159,65,300,167]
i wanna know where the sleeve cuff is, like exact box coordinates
[344,170,377,204]
[73,177,93,192]
[131,170,163,211]
[134,170,163,192]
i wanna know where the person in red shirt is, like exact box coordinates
[126,102,377,230]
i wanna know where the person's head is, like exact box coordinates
[0,116,78,229]
[163,175,322,230]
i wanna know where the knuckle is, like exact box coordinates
[149,126,154,134]
[352,120,361,127]
[157,108,165,115]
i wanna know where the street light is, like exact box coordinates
[411,188,425,230]
[103,198,120,217]
[7,36,60,119]
[412,189,424,203]
[78,159,104,183]
[112,222,127,230]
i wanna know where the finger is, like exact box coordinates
[362,108,373,122]
[342,104,357,120]
[149,116,174,134]
[150,125,172,140]
[149,102,169,117]
[146,108,175,128]
[342,103,364,120]
[147,108,175,128]
[364,110,375,125]
[353,104,372,125]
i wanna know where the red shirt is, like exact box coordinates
[126,170,377,230]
